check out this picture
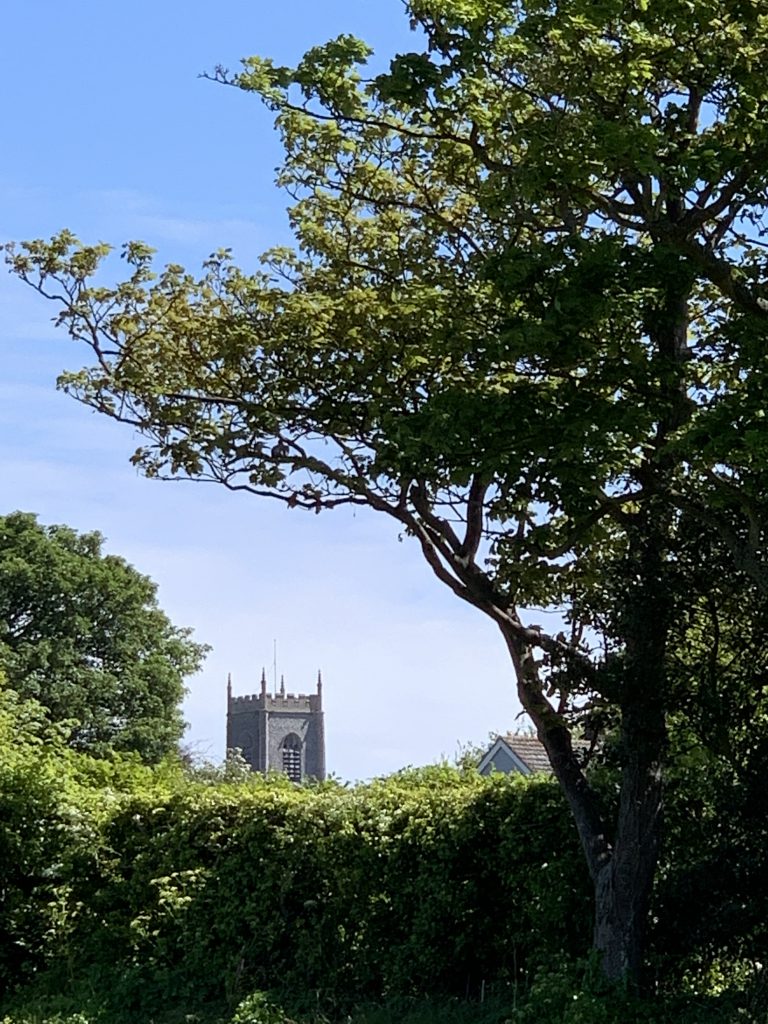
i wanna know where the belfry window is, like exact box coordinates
[282,733,302,783]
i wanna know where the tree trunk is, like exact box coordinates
[593,513,669,985]
[494,283,686,986]
[592,702,664,985]
[502,511,669,989]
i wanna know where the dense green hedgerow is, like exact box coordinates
[3,685,768,1024]
[55,769,589,1016]
[0,686,589,1020]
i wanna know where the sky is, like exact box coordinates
[0,0,526,780]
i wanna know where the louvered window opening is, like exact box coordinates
[282,745,301,782]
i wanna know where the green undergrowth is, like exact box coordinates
[1,981,765,1024]
[5,960,768,1024]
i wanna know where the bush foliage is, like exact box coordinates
[0,686,589,1019]
[2,686,767,1023]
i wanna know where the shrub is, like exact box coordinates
[1,759,589,1019]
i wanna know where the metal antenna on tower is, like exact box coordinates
[273,638,278,697]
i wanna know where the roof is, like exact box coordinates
[477,733,551,776]
[477,732,593,777]
[502,733,552,773]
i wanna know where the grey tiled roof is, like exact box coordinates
[501,733,593,774]
[503,734,553,773]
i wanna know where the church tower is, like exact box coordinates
[226,669,326,782]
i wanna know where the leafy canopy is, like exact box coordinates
[7,2,768,974]
[8,2,768,632]
[0,512,207,762]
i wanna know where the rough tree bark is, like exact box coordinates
[503,551,668,987]
[591,524,668,984]
[498,276,687,984]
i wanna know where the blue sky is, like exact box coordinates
[1,0,524,779]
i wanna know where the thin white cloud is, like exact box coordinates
[3,184,277,272]
[83,187,275,261]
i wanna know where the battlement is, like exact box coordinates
[229,692,320,712]
[227,667,323,713]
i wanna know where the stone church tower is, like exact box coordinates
[226,669,326,782]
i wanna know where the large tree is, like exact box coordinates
[8,0,768,984]
[0,512,207,762]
